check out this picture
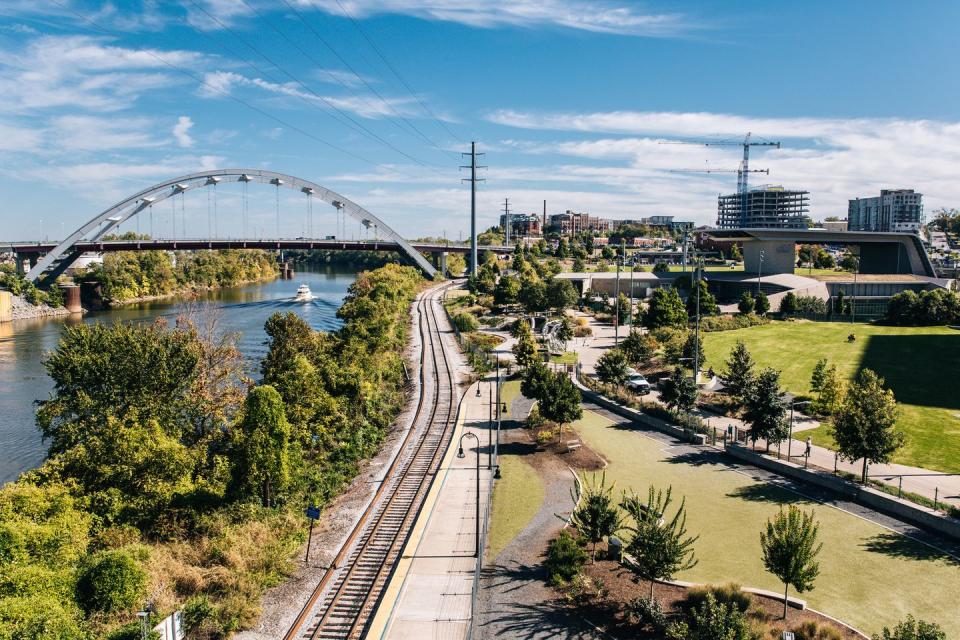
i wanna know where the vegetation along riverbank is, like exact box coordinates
[0,263,423,639]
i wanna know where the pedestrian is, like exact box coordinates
[805,436,812,458]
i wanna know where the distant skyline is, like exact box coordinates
[1,1,959,240]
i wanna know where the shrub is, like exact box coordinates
[573,325,593,337]
[75,549,147,614]
[544,530,588,587]
[535,428,556,448]
[872,615,947,640]
[626,597,667,631]
[451,312,480,332]
[795,296,828,315]
[683,583,751,615]
[526,405,545,429]
[791,620,844,640]
[686,592,751,640]
[108,622,161,640]
[700,314,770,332]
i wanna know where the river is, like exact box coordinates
[0,266,357,485]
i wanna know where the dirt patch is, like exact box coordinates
[569,557,863,639]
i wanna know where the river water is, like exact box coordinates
[0,266,357,485]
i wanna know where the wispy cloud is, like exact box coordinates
[299,0,695,37]
[172,116,195,148]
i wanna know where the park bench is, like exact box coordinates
[565,439,582,453]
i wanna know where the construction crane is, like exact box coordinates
[660,132,781,194]
[668,165,770,187]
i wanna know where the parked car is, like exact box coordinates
[626,373,651,394]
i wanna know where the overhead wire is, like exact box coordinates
[332,0,464,144]
[186,0,441,168]
[47,0,424,178]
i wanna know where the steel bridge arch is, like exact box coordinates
[25,168,436,282]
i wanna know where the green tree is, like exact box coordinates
[723,341,755,403]
[779,291,799,315]
[572,257,586,272]
[809,358,828,394]
[754,291,770,315]
[813,365,845,417]
[621,485,698,600]
[659,366,698,413]
[737,292,755,315]
[652,261,670,274]
[644,288,688,329]
[760,505,823,619]
[601,245,615,260]
[730,243,742,261]
[681,332,705,371]
[518,276,548,313]
[614,292,631,325]
[546,278,579,313]
[570,472,622,560]
[75,549,147,615]
[831,369,903,483]
[685,280,719,317]
[621,330,656,368]
[544,530,588,587]
[538,371,583,442]
[493,274,521,305]
[686,593,751,640]
[521,360,552,401]
[872,615,947,640]
[743,368,787,451]
[511,321,540,369]
[596,349,630,386]
[233,385,291,507]
[555,316,575,349]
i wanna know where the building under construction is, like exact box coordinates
[716,185,810,229]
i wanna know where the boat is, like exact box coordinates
[294,283,314,302]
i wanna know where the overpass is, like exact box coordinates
[10,169,514,284]
[705,228,937,277]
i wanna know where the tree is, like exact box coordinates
[685,279,719,317]
[596,349,630,386]
[521,360,552,401]
[831,369,903,483]
[75,549,147,614]
[681,332,705,371]
[601,245,615,260]
[537,371,583,442]
[813,364,845,416]
[652,261,670,274]
[570,472,622,560]
[644,288,688,329]
[621,485,698,600]
[754,291,770,316]
[518,276,548,313]
[779,291,798,316]
[743,368,787,451]
[572,257,586,272]
[730,243,742,261]
[546,278,579,313]
[545,530,588,587]
[614,292,631,325]
[621,330,656,368]
[723,341,755,402]
[737,291,755,315]
[511,321,539,369]
[659,366,698,413]
[809,358,828,394]
[872,615,947,640]
[233,385,291,507]
[760,505,822,619]
[555,316,574,349]
[493,274,521,305]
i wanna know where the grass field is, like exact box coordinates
[701,321,960,473]
[500,379,522,419]
[549,351,579,365]
[486,454,544,562]
[572,410,960,636]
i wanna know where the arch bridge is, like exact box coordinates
[16,169,511,284]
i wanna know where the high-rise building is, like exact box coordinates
[847,189,924,233]
[716,186,810,229]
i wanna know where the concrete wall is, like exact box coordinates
[726,444,960,541]
[742,240,796,276]
[0,291,11,323]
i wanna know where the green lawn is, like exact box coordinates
[702,321,960,473]
[572,410,960,637]
[500,379,522,419]
[550,351,579,365]
[486,454,544,562]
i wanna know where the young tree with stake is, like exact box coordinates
[570,472,622,561]
[760,505,823,620]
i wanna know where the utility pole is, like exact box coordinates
[502,198,512,245]
[461,142,486,275]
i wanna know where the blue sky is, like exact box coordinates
[1,0,959,241]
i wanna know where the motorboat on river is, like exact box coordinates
[294,283,314,302]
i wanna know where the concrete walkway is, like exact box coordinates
[569,312,960,508]
[368,376,498,640]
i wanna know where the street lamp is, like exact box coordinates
[757,249,765,297]
[457,432,481,558]
[787,400,813,460]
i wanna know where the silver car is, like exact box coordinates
[626,373,651,394]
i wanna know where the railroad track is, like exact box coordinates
[284,284,459,640]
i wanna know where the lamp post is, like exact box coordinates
[457,432,481,558]
[487,382,493,470]
[787,400,813,460]
[757,249,765,297]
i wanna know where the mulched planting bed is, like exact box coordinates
[566,556,863,639]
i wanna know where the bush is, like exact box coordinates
[872,615,947,640]
[682,582,751,615]
[75,549,147,614]
[451,312,480,332]
[526,405,545,429]
[544,530,588,587]
[626,597,667,631]
[790,620,844,640]
[108,622,161,640]
[535,428,556,448]
[795,296,828,315]
[686,592,751,640]
[700,314,770,332]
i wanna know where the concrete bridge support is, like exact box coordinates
[431,251,448,277]
[59,284,82,314]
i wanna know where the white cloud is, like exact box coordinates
[50,115,164,151]
[297,0,693,37]
[198,70,419,119]
[172,116,195,148]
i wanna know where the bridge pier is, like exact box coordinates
[279,260,295,279]
[431,251,448,277]
[59,284,83,314]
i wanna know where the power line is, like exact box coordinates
[186,0,440,169]
[47,0,420,175]
[332,0,464,145]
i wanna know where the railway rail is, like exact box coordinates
[284,283,459,640]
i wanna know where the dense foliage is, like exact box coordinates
[1,264,423,638]
[884,289,960,326]
[84,244,278,302]
[0,266,65,307]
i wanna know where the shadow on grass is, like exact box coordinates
[860,334,960,410]
[726,483,793,504]
[664,450,723,467]
[498,440,538,457]
[861,532,960,566]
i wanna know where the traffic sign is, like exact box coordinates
[306,505,320,520]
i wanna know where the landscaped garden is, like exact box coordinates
[567,409,960,637]
[702,320,960,472]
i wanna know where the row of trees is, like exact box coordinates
[1,264,423,637]
[885,288,960,326]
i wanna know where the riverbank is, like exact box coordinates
[90,273,280,309]
[6,292,71,321]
